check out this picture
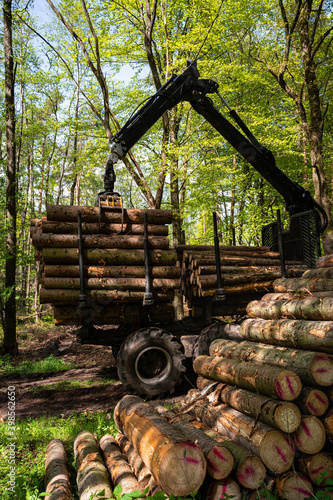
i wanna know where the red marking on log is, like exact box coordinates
[221,483,227,495]
[181,457,200,464]
[295,435,302,447]
[307,402,319,415]
[284,436,295,452]
[316,368,328,373]
[244,466,255,476]
[207,460,220,473]
[184,442,197,448]
[237,473,245,483]
[302,421,312,438]
[213,448,226,461]
[274,445,287,463]
[286,376,295,395]
[314,392,327,405]
[275,380,284,399]
[293,488,311,497]
[316,355,328,361]
[312,466,324,475]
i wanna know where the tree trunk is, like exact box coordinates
[175,244,271,253]
[247,296,333,321]
[149,402,234,480]
[43,264,180,279]
[240,318,333,354]
[197,271,286,289]
[42,276,180,290]
[215,383,301,433]
[44,439,73,500]
[316,255,333,268]
[73,431,112,500]
[303,266,333,279]
[40,288,173,305]
[3,0,17,354]
[293,416,326,454]
[193,355,301,401]
[297,452,333,487]
[99,435,141,494]
[209,338,333,386]
[46,204,172,224]
[33,233,169,250]
[294,386,329,417]
[274,277,333,292]
[40,220,168,236]
[275,472,313,500]
[40,248,177,266]
[113,395,207,496]
[198,281,275,297]
[184,396,295,474]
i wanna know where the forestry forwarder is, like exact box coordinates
[81,61,327,396]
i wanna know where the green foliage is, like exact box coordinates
[0,354,76,375]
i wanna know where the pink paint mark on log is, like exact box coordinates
[207,459,219,473]
[312,466,324,475]
[244,466,255,476]
[214,448,226,461]
[283,436,295,452]
[274,445,287,463]
[295,435,302,447]
[184,442,197,448]
[293,488,311,497]
[237,473,245,483]
[316,355,328,361]
[221,483,228,497]
[302,421,312,438]
[316,368,328,373]
[275,380,284,398]
[315,392,328,405]
[181,457,200,464]
[307,402,319,415]
[286,376,295,396]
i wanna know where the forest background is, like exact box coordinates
[1,0,333,353]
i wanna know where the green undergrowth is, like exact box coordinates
[29,378,119,392]
[0,353,76,376]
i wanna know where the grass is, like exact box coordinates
[0,354,76,376]
[29,378,119,393]
[0,411,117,500]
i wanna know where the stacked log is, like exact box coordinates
[44,439,73,500]
[177,244,305,315]
[31,205,180,326]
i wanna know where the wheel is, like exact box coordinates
[193,321,243,360]
[116,327,186,397]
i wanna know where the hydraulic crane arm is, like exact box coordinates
[106,61,327,232]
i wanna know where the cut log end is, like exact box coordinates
[206,445,234,480]
[158,441,207,496]
[206,478,242,500]
[294,416,326,454]
[298,452,333,487]
[275,371,302,401]
[301,388,329,416]
[236,456,266,490]
[275,472,314,500]
[260,431,295,474]
[274,402,301,433]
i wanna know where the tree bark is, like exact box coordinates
[113,395,207,496]
[240,318,333,353]
[44,439,73,500]
[274,277,333,292]
[293,416,326,454]
[193,355,301,401]
[247,296,333,321]
[99,435,141,495]
[42,277,180,290]
[316,255,333,268]
[40,248,177,266]
[116,434,152,487]
[198,281,275,297]
[209,338,333,387]
[40,288,174,305]
[46,204,172,224]
[40,220,168,236]
[43,264,180,279]
[73,431,112,500]
[3,0,17,354]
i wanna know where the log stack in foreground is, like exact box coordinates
[32,205,180,326]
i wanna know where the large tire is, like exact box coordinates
[192,321,242,359]
[116,327,186,397]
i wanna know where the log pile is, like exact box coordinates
[31,205,180,326]
[177,244,306,316]
[188,255,333,497]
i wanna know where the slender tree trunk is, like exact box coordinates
[3,0,17,354]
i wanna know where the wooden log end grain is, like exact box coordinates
[259,430,295,474]
[206,477,242,500]
[275,472,314,500]
[297,452,333,487]
[296,387,329,416]
[293,416,326,454]
[235,455,266,491]
[272,369,302,401]
[45,439,73,500]
[272,402,301,434]
[114,395,207,496]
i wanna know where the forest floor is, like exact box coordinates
[0,322,193,420]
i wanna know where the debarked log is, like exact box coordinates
[41,220,169,236]
[43,264,180,279]
[33,233,169,250]
[73,431,112,500]
[40,288,174,305]
[46,204,173,224]
[240,318,333,354]
[214,383,301,433]
[149,402,234,480]
[193,355,301,400]
[99,435,141,495]
[53,304,174,326]
[184,397,295,474]
[41,248,177,266]
[44,439,73,500]
[41,277,180,290]
[209,338,333,386]
[113,395,207,496]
